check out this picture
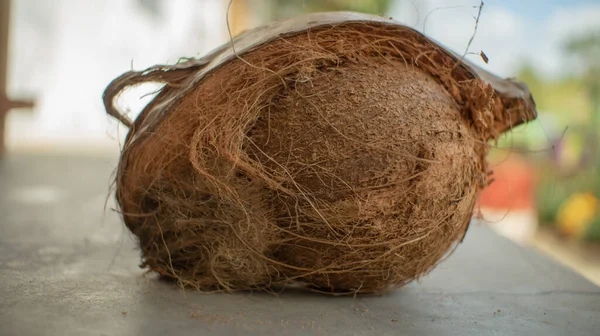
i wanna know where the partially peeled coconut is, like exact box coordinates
[104,12,537,294]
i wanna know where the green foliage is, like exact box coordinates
[296,0,391,13]
[518,65,591,125]
[565,32,600,76]
[535,169,598,223]
[513,31,600,241]
[564,31,600,170]
[536,178,566,225]
[586,215,600,241]
[271,0,392,19]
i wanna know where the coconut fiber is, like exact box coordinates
[104,13,537,294]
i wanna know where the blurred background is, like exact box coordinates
[2,0,599,284]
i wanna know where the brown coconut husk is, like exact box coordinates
[104,13,537,294]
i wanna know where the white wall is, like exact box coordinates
[7,0,228,154]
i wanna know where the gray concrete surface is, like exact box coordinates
[0,154,598,336]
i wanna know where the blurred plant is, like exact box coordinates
[528,31,600,241]
[566,32,600,95]
[587,216,600,241]
[564,31,600,173]
[271,0,392,19]
[537,175,570,225]
[556,193,598,238]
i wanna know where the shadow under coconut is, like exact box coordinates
[136,274,416,333]
[156,274,395,297]
[127,225,599,336]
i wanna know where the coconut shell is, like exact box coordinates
[104,12,537,294]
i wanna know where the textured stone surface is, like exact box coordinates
[0,154,598,336]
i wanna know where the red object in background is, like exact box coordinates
[477,155,536,211]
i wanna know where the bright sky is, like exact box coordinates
[389,0,600,78]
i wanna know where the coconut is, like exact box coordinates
[104,13,537,294]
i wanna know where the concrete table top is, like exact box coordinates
[1,154,598,336]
